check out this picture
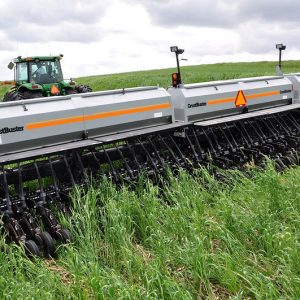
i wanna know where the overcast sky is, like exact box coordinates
[0,0,299,80]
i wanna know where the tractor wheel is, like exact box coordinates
[24,240,41,257]
[65,88,78,95]
[21,90,43,99]
[3,91,14,102]
[75,85,92,93]
[3,91,24,102]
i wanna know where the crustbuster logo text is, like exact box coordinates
[0,126,24,134]
[188,102,207,109]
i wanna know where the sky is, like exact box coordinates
[0,0,299,80]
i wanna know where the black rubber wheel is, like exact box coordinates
[75,85,92,93]
[59,229,73,244]
[24,240,41,257]
[3,91,14,102]
[21,90,43,99]
[284,156,294,166]
[292,154,299,165]
[289,154,297,165]
[65,88,78,95]
[40,231,56,257]
[275,158,285,171]
[3,91,24,102]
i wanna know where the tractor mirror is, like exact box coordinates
[8,62,15,70]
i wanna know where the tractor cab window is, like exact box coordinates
[16,62,28,82]
[29,60,63,84]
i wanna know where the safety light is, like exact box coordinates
[172,73,181,87]
[170,46,184,55]
[170,46,178,53]
[276,44,286,51]
[170,46,185,87]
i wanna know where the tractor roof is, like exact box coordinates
[14,55,63,63]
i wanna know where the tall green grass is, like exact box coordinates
[1,166,299,299]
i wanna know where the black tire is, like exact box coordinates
[292,154,298,165]
[283,156,293,166]
[75,85,92,93]
[24,240,41,257]
[275,158,285,171]
[288,154,297,165]
[65,88,78,95]
[40,231,56,257]
[3,91,24,102]
[3,91,14,102]
[58,229,73,244]
[21,90,43,99]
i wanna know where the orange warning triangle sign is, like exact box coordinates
[235,90,247,107]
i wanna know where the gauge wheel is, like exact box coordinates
[40,231,56,257]
[24,240,41,257]
[58,229,73,244]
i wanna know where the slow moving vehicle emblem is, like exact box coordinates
[235,90,247,107]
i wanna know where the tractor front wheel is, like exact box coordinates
[3,91,24,102]
[75,85,92,93]
[65,88,78,95]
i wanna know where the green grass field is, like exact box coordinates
[0,61,300,299]
[1,60,300,98]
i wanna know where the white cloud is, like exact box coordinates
[0,0,110,26]
[125,0,300,28]
[0,0,299,81]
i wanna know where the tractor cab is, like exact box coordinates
[17,56,64,85]
[3,55,92,101]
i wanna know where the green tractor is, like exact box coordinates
[3,55,92,101]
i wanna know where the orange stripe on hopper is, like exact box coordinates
[208,90,280,105]
[26,102,171,130]
[208,97,235,105]
[246,90,280,99]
